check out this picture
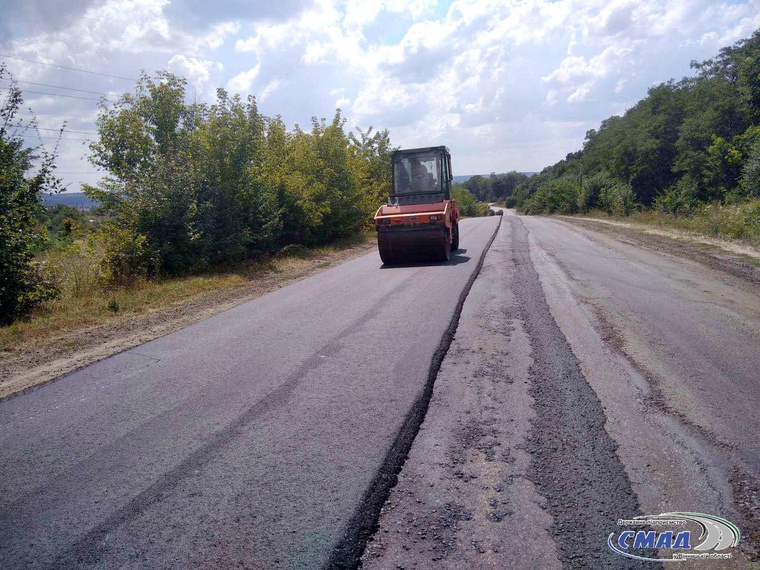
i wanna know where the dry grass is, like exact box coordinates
[581,200,760,247]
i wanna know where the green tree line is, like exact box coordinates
[86,71,393,282]
[459,171,531,207]
[515,29,760,219]
[1,68,394,324]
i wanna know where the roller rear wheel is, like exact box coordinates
[378,235,397,265]
[451,222,459,251]
[439,228,451,262]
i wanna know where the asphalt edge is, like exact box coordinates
[325,215,503,570]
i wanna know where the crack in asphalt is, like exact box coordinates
[510,216,657,569]
[326,216,503,570]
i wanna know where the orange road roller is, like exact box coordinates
[374,146,460,264]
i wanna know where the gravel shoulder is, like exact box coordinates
[562,216,760,284]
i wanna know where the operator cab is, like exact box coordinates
[391,147,453,206]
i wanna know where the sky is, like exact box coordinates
[1,0,759,191]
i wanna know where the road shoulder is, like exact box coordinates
[560,216,760,284]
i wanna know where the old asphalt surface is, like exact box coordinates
[2,212,759,569]
[362,211,759,569]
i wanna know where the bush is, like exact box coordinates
[38,237,105,297]
[738,137,760,199]
[452,186,490,216]
[100,226,156,285]
[88,73,389,283]
[655,175,700,215]
[0,66,62,325]
[8,261,60,320]
[578,172,625,213]
[599,181,638,216]
[523,177,579,214]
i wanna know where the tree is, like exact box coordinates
[520,29,760,216]
[0,65,62,324]
[464,175,491,200]
[87,71,199,278]
[263,111,373,245]
[192,89,279,264]
[349,126,394,205]
[89,72,396,281]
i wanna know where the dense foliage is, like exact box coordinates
[0,65,61,325]
[451,185,491,217]
[459,172,531,207]
[86,72,393,282]
[515,30,760,220]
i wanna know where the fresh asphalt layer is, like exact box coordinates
[0,216,500,570]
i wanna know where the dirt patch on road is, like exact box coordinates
[0,241,375,401]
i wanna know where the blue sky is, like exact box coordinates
[1,0,758,191]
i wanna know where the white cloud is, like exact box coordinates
[168,55,221,89]
[227,65,261,94]
[259,79,281,101]
[2,0,758,190]
[302,41,332,65]
[542,44,636,103]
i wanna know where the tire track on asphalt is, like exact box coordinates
[39,269,426,570]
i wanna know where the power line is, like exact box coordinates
[0,54,137,82]
[1,79,110,97]
[0,87,104,102]
[37,127,98,135]
[20,134,91,142]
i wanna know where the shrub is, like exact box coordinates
[599,182,638,216]
[655,175,700,215]
[452,186,490,216]
[39,237,104,297]
[100,226,156,285]
[738,137,760,199]
[523,177,580,215]
[578,172,624,213]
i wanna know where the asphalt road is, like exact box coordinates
[0,216,501,570]
[362,211,759,569]
[3,211,759,569]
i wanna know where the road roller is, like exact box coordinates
[374,146,460,264]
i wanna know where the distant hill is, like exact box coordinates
[41,192,98,209]
[453,173,536,184]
